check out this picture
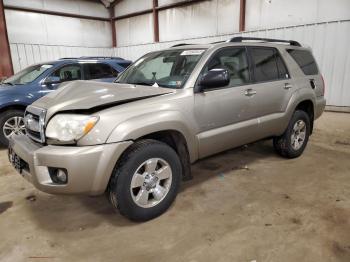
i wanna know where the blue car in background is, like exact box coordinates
[0,56,131,146]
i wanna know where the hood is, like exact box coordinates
[33,80,175,114]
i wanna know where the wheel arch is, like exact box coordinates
[137,130,193,181]
[0,104,27,114]
[294,99,315,134]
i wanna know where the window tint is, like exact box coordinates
[287,49,318,75]
[85,63,118,80]
[276,54,289,79]
[251,48,278,82]
[203,48,250,87]
[51,64,81,83]
[118,61,132,69]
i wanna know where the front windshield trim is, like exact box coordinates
[115,48,207,89]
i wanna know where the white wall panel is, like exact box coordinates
[113,20,350,107]
[246,0,350,30]
[114,0,152,16]
[10,43,113,72]
[5,10,112,47]
[159,0,239,42]
[115,14,154,46]
[4,0,109,18]
[217,0,240,35]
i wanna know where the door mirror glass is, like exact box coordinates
[199,69,230,91]
[44,76,61,85]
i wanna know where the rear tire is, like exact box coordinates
[108,139,182,221]
[273,110,310,159]
[0,110,25,147]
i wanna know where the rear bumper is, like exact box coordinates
[9,135,132,195]
[315,96,326,120]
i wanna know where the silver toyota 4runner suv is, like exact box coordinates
[8,37,326,221]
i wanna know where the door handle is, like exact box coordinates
[245,89,257,97]
[284,83,293,90]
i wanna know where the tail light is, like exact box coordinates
[321,75,325,96]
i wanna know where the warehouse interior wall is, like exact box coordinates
[246,0,350,30]
[4,0,111,47]
[2,0,350,108]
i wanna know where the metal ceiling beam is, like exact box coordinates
[156,0,209,12]
[112,0,209,21]
[153,0,159,42]
[239,0,246,32]
[4,5,110,21]
[0,0,13,78]
[109,7,117,47]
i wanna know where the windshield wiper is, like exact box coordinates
[2,82,14,86]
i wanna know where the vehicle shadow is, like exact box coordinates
[181,139,279,193]
[23,139,281,231]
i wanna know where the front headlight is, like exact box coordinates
[45,114,99,143]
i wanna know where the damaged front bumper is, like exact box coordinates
[8,135,132,196]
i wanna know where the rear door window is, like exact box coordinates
[250,47,288,83]
[84,63,119,80]
[287,49,318,75]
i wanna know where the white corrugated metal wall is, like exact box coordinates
[4,0,350,108]
[9,44,112,73]
[112,20,350,107]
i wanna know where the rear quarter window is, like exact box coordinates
[287,49,319,75]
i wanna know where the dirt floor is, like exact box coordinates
[0,111,349,262]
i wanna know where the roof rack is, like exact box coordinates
[79,56,125,60]
[211,40,225,44]
[171,43,195,47]
[228,37,301,47]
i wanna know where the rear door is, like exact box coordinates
[246,47,293,137]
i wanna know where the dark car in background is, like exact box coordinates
[0,56,131,146]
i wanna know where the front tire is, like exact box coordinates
[273,110,311,158]
[108,139,182,221]
[0,110,25,147]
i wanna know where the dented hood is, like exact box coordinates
[33,80,174,115]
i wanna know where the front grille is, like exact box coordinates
[24,106,47,143]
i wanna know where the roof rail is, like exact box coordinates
[228,37,302,47]
[79,56,125,60]
[211,40,225,44]
[171,43,195,47]
[59,57,77,60]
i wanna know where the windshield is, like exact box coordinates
[3,64,53,85]
[116,49,205,89]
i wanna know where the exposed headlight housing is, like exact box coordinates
[45,114,99,143]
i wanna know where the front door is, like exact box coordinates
[40,63,82,96]
[194,47,258,158]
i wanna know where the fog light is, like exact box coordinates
[56,169,67,183]
[49,168,68,184]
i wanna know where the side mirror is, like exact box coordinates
[197,69,230,92]
[44,76,61,85]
